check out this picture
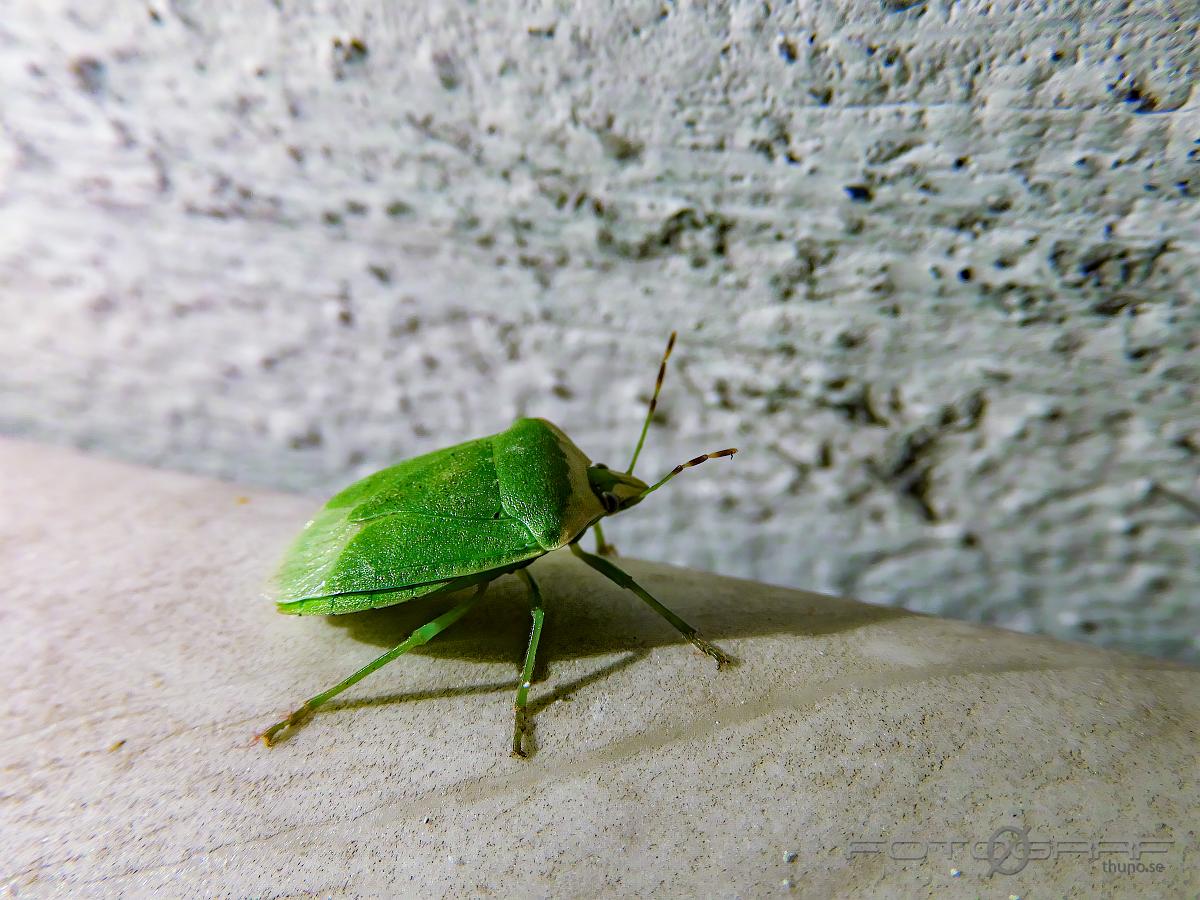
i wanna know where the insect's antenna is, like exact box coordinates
[627,331,677,475]
[642,448,737,497]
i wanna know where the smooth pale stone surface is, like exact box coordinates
[2,438,1196,898]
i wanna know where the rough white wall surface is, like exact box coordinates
[2,2,1198,660]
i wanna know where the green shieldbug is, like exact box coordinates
[259,332,736,757]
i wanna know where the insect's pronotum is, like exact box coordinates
[259,332,737,757]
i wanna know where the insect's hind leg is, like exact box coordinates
[569,542,733,668]
[511,568,545,758]
[259,580,490,746]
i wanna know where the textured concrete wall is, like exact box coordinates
[2,1,1197,660]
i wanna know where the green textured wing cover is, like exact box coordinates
[276,436,545,615]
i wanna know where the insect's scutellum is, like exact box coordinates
[263,332,737,757]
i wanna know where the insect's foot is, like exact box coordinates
[690,635,735,670]
[598,542,619,557]
[257,705,314,746]
[257,724,285,747]
[511,709,530,759]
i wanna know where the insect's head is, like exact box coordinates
[587,463,648,515]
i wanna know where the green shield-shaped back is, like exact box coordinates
[275,418,604,615]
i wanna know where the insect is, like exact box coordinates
[259,332,736,757]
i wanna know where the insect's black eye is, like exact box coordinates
[600,491,619,513]
[594,463,608,470]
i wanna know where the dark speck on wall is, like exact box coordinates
[71,56,106,95]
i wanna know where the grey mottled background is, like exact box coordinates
[2,1,1198,660]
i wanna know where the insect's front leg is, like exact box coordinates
[569,542,734,669]
[512,568,545,758]
[592,520,618,557]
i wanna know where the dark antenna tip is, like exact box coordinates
[644,447,738,496]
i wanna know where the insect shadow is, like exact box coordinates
[309,649,649,747]
[324,553,912,676]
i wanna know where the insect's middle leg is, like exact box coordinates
[260,580,490,745]
[569,542,733,668]
[511,568,545,758]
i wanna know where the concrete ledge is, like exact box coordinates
[3,439,1196,896]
